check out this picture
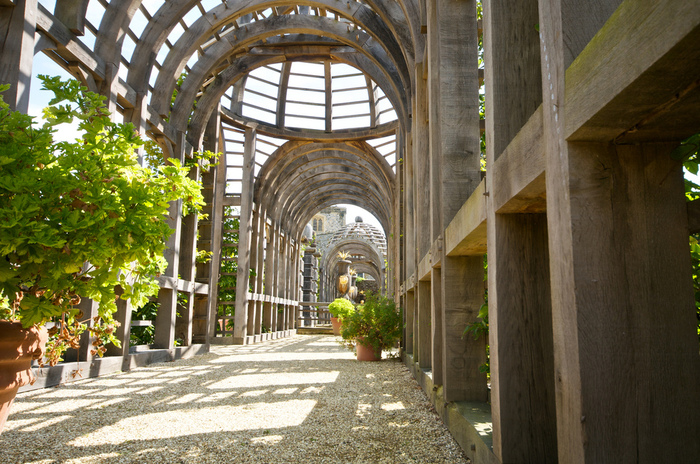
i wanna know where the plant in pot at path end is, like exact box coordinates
[328,297,354,335]
[340,291,402,361]
[0,77,209,431]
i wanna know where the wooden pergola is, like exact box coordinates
[2,0,699,461]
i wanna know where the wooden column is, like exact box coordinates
[488,215,556,462]
[262,222,275,334]
[483,0,557,461]
[431,267,443,383]
[233,127,256,344]
[405,289,415,355]
[246,210,259,340]
[254,209,266,335]
[414,61,431,258]
[417,280,432,369]
[0,0,37,112]
[203,114,226,343]
[428,0,485,402]
[154,134,186,349]
[538,0,700,460]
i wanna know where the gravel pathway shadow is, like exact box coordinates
[1,335,469,464]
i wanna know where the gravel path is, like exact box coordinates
[1,335,469,464]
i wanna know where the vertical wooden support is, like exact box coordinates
[404,130,416,279]
[254,209,266,334]
[488,215,557,462]
[154,132,186,350]
[431,267,443,383]
[177,159,200,346]
[0,0,37,112]
[246,210,260,338]
[414,61,431,258]
[233,127,256,344]
[76,297,99,363]
[405,290,415,355]
[276,233,285,332]
[427,0,484,403]
[203,113,225,343]
[483,0,557,461]
[538,1,700,460]
[263,223,275,333]
[106,292,132,359]
[417,280,432,369]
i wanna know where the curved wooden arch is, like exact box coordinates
[255,141,394,236]
[172,17,409,141]
[322,238,387,293]
[127,0,413,93]
[144,0,410,111]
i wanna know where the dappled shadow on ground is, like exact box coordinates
[1,335,467,464]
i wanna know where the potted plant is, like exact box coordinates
[327,297,354,335]
[340,291,402,361]
[0,76,207,433]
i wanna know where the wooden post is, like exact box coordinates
[427,0,485,403]
[0,0,37,112]
[233,127,256,344]
[538,0,700,460]
[431,267,443,383]
[417,280,432,369]
[262,223,276,334]
[405,289,415,355]
[483,0,558,461]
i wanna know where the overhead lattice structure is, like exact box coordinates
[2,0,699,461]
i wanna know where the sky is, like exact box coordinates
[336,204,385,234]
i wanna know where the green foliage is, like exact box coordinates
[673,132,700,200]
[691,234,700,345]
[130,300,158,346]
[0,76,204,363]
[340,292,402,358]
[674,133,700,345]
[463,254,489,374]
[328,297,355,320]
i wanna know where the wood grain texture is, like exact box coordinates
[440,255,488,403]
[444,180,487,257]
[430,267,443,385]
[0,0,36,112]
[488,214,557,463]
[417,281,432,369]
[233,129,257,343]
[490,105,546,214]
[565,0,700,142]
[483,0,542,161]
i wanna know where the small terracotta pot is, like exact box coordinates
[330,317,342,336]
[356,341,380,361]
[0,321,48,434]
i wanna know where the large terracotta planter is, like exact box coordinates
[356,341,380,361]
[0,321,47,434]
[330,317,342,336]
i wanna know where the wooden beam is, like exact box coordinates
[490,106,546,213]
[35,4,106,80]
[0,0,37,112]
[565,0,700,142]
[444,180,487,257]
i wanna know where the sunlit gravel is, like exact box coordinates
[1,335,469,463]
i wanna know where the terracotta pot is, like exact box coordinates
[0,321,48,434]
[330,317,342,336]
[356,341,380,361]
